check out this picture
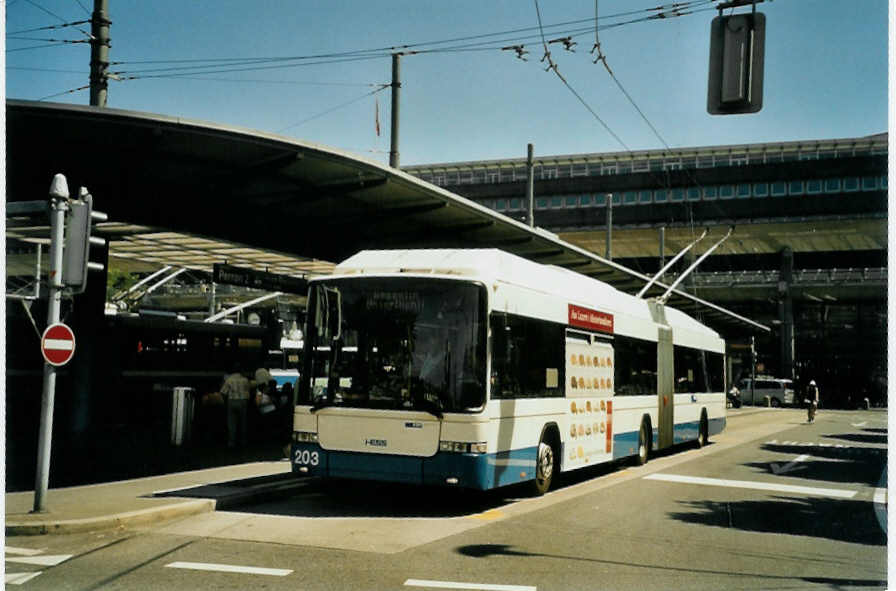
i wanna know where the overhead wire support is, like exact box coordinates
[501,45,529,61]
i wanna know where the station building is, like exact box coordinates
[404,133,888,407]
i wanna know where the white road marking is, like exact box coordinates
[6,572,43,585]
[852,421,868,428]
[5,547,45,557]
[770,454,810,475]
[6,554,73,567]
[165,561,292,576]
[873,487,887,534]
[404,579,536,591]
[644,473,857,499]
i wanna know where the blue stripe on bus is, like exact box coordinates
[292,417,726,489]
[611,416,726,460]
[291,443,538,489]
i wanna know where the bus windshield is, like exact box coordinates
[299,277,487,414]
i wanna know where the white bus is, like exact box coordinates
[291,249,726,494]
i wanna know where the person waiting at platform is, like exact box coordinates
[221,362,250,448]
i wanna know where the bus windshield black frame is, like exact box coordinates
[298,277,488,414]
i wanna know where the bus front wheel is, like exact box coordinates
[531,440,556,496]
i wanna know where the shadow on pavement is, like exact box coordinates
[747,442,886,487]
[666,496,886,546]
[824,432,888,445]
[453,543,887,587]
[229,478,518,518]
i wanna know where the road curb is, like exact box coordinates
[5,498,216,536]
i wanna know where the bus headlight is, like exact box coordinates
[440,441,487,454]
[294,431,319,443]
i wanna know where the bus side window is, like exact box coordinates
[614,334,657,396]
[490,313,565,399]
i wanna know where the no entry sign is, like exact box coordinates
[41,323,76,366]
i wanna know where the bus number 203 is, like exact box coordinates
[294,449,320,466]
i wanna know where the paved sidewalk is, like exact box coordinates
[6,460,297,536]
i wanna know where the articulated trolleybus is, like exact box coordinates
[292,249,726,494]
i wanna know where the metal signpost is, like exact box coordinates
[33,175,70,512]
[32,174,105,513]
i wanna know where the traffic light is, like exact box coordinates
[62,188,107,294]
[707,12,765,115]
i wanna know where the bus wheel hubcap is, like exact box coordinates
[538,443,553,481]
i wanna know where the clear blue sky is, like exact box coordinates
[5,0,889,166]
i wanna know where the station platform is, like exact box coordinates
[5,459,305,536]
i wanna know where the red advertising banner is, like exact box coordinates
[568,304,614,334]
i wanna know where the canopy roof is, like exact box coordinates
[6,100,767,333]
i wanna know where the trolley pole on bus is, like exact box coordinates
[33,175,69,513]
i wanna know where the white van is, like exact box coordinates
[737,377,795,407]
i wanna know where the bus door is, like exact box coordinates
[656,326,674,449]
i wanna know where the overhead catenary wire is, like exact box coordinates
[16,0,94,39]
[278,84,390,133]
[37,83,90,101]
[533,0,629,151]
[9,19,90,35]
[102,1,719,77]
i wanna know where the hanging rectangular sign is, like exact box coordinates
[568,304,614,334]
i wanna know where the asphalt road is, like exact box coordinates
[5,408,888,590]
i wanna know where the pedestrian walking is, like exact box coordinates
[807,380,819,422]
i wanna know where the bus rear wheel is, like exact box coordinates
[635,420,650,466]
[696,413,708,448]
[531,440,556,496]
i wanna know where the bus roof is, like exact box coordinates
[331,249,723,348]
